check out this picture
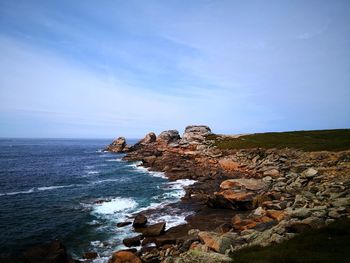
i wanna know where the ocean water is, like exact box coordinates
[0,139,195,261]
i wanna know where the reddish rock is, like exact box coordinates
[219,158,239,171]
[109,251,141,263]
[267,210,286,221]
[220,178,266,191]
[105,137,127,153]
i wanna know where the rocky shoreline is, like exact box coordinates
[100,125,350,263]
[21,125,350,263]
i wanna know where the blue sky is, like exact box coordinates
[0,0,349,138]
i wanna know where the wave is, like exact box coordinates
[87,171,99,175]
[92,197,137,215]
[106,158,123,162]
[89,178,128,185]
[0,184,80,196]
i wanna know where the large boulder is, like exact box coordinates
[157,130,181,144]
[109,251,141,263]
[180,125,212,144]
[105,137,127,152]
[220,178,266,191]
[23,240,74,263]
[208,190,256,210]
[135,222,166,237]
[123,235,143,247]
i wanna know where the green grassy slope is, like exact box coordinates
[230,218,350,263]
[208,129,350,152]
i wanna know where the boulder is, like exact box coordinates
[209,190,255,210]
[23,240,74,263]
[157,130,181,144]
[220,178,266,191]
[218,159,239,171]
[263,168,280,177]
[301,168,318,178]
[105,137,127,152]
[198,231,240,254]
[136,222,166,237]
[123,235,143,247]
[109,251,141,263]
[180,125,212,144]
[133,214,147,228]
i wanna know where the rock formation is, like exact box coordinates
[105,137,129,153]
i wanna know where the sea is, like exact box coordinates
[0,139,195,262]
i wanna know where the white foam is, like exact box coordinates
[87,171,99,175]
[93,197,137,215]
[37,184,76,191]
[106,158,122,162]
[0,188,35,196]
[90,178,126,185]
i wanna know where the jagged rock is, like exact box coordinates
[23,240,74,263]
[133,214,148,228]
[123,235,143,247]
[136,222,166,237]
[105,137,127,152]
[109,251,141,263]
[157,130,181,144]
[141,132,157,144]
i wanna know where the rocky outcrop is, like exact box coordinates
[180,125,212,145]
[157,130,181,144]
[136,222,166,237]
[105,137,128,153]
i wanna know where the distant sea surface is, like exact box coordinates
[0,139,194,261]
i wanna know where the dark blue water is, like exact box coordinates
[0,139,194,261]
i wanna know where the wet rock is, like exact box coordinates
[123,235,143,247]
[117,222,132,228]
[109,251,141,263]
[83,252,98,260]
[133,214,148,228]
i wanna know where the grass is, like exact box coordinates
[207,129,350,152]
[230,218,350,263]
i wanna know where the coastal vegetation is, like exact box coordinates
[207,129,350,152]
[230,218,350,263]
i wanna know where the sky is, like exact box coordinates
[0,0,349,138]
